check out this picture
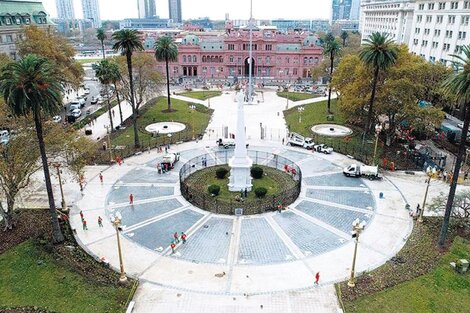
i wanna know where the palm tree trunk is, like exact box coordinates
[438,102,469,247]
[101,40,105,60]
[362,66,380,145]
[126,52,140,148]
[165,55,171,111]
[327,51,334,114]
[114,84,124,125]
[33,109,64,243]
[106,85,114,132]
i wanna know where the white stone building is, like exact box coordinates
[409,0,470,65]
[360,0,470,65]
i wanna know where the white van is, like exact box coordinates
[0,130,10,145]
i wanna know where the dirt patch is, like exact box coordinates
[0,308,54,313]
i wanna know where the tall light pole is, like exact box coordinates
[247,0,254,104]
[373,124,383,166]
[104,125,113,162]
[52,163,67,211]
[111,212,127,284]
[418,166,437,223]
[298,106,304,123]
[347,218,366,288]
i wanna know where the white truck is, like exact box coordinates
[217,138,235,148]
[161,153,180,170]
[343,164,380,180]
[287,132,315,149]
[314,144,333,154]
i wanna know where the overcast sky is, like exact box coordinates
[42,0,331,21]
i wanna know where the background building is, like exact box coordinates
[168,0,182,23]
[350,0,361,20]
[271,19,330,32]
[120,17,169,30]
[360,0,470,65]
[137,0,156,19]
[359,0,415,44]
[81,0,101,28]
[332,0,353,21]
[56,0,75,19]
[0,0,51,59]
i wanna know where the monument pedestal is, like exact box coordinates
[228,157,253,192]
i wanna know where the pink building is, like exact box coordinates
[148,22,324,83]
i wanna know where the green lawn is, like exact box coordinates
[186,165,295,201]
[0,241,131,313]
[345,237,470,313]
[178,91,222,100]
[111,97,213,147]
[277,92,319,102]
[76,58,101,65]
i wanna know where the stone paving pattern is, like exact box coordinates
[306,188,375,209]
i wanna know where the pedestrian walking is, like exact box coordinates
[181,232,187,244]
[112,110,115,118]
[79,210,84,221]
[314,272,320,285]
[443,171,448,182]
[464,170,469,181]
[170,242,176,254]
[173,232,180,243]
[82,219,88,230]
[129,193,134,205]
[99,172,103,184]
[98,216,103,227]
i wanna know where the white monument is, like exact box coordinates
[228,91,253,192]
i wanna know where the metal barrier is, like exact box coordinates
[180,150,302,215]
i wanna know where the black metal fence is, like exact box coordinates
[179,150,302,215]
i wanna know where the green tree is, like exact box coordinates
[438,45,470,247]
[112,29,144,147]
[0,55,65,243]
[93,59,115,132]
[18,26,84,89]
[323,38,341,114]
[96,28,107,59]
[359,32,398,143]
[340,31,349,47]
[154,36,178,112]
[108,61,124,125]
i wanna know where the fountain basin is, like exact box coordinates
[311,124,353,137]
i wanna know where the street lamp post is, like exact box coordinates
[52,163,67,211]
[104,125,113,162]
[298,106,304,123]
[373,124,383,166]
[111,213,127,284]
[418,166,437,223]
[347,218,366,288]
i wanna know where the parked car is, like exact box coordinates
[314,144,333,154]
[287,132,315,149]
[52,115,62,123]
[90,96,98,104]
[70,109,82,118]
[69,103,80,111]
[84,88,90,95]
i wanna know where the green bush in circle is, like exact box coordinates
[208,184,221,196]
[215,167,229,179]
[254,187,267,198]
[250,166,264,179]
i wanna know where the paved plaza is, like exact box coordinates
[67,90,457,312]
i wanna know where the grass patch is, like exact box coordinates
[339,218,470,313]
[76,58,102,65]
[186,165,295,201]
[277,92,318,102]
[111,96,213,147]
[0,240,131,313]
[178,91,222,100]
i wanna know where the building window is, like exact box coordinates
[458,31,467,40]
[434,29,441,36]
[5,18,11,25]
[413,39,419,45]
[437,15,443,23]
[426,15,432,23]
[448,15,456,24]
[237,57,241,64]
[432,41,438,48]
[183,55,187,63]
[193,55,197,62]
[417,15,422,23]
[415,27,420,34]
[428,3,435,9]
[229,56,234,63]
[419,3,424,10]
[446,30,453,38]
[424,28,430,35]
[293,68,298,76]
[462,16,470,25]
[465,1,470,9]
[228,44,235,50]
[266,56,270,64]
[450,1,458,9]
[443,43,450,51]
[439,2,446,10]
[6,35,13,43]
[265,44,272,51]
[422,40,428,47]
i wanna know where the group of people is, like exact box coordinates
[79,210,103,230]
[170,231,187,253]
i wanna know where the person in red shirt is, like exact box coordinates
[129,193,134,205]
[170,242,176,254]
[173,232,180,243]
[315,272,320,285]
[99,172,103,184]
[181,232,187,244]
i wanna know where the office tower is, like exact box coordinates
[82,0,101,28]
[350,0,361,20]
[56,0,75,19]
[332,0,352,22]
[138,0,157,18]
[168,0,182,23]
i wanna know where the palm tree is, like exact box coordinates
[154,36,178,112]
[93,59,114,132]
[0,55,64,243]
[96,28,107,59]
[108,61,124,125]
[438,45,470,247]
[112,29,144,148]
[323,38,341,114]
[340,31,349,47]
[359,32,398,143]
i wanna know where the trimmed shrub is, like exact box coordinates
[216,167,229,179]
[254,187,268,198]
[208,184,220,196]
[250,166,264,179]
